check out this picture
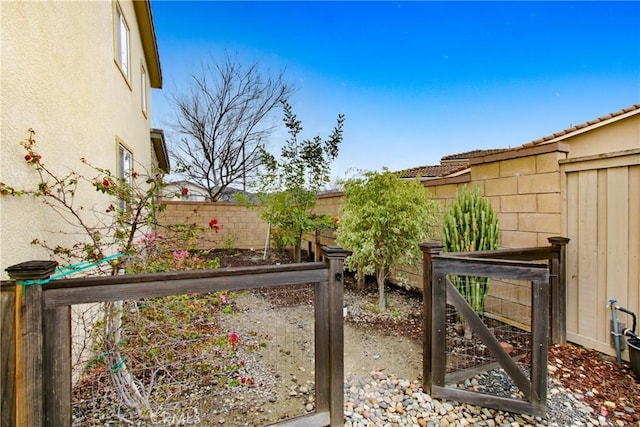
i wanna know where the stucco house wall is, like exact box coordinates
[0,0,163,278]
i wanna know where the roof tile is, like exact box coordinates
[396,163,467,178]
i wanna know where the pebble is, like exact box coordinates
[343,371,614,427]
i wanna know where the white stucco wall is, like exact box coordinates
[0,1,156,278]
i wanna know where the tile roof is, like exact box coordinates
[441,148,510,162]
[524,104,640,147]
[396,163,468,179]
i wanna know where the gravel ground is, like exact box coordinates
[343,371,614,427]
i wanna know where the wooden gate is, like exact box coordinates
[421,239,568,417]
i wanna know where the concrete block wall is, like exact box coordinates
[158,200,269,251]
[466,145,568,248]
[313,191,343,218]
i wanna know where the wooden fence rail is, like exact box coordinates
[2,246,348,427]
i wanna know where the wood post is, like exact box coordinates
[43,305,71,426]
[5,260,58,427]
[419,242,443,394]
[319,246,348,426]
[548,236,570,344]
[1,282,16,427]
[530,275,549,414]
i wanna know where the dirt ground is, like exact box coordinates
[205,285,422,425]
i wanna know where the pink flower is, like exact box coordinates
[229,333,238,345]
[220,294,227,304]
[172,250,189,260]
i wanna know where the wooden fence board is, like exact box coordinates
[431,386,545,417]
[530,277,549,409]
[596,169,608,343]
[577,169,598,336]
[314,280,330,414]
[563,155,639,357]
[606,168,629,307]
[565,171,580,334]
[15,284,44,426]
[44,265,328,308]
[327,255,346,424]
[432,256,548,281]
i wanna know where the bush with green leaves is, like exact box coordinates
[442,185,499,318]
[336,169,440,311]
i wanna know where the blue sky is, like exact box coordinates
[150,1,640,180]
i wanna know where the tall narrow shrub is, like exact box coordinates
[442,185,499,316]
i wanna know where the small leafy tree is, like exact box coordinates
[257,101,344,262]
[336,169,440,311]
[442,185,499,338]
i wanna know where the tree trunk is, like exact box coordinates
[356,267,365,290]
[377,268,386,311]
[295,232,303,263]
[464,321,473,340]
[104,301,154,420]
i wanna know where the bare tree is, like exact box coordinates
[170,54,294,201]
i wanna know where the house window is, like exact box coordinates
[115,3,130,80]
[141,66,148,116]
[118,143,133,184]
[118,142,133,210]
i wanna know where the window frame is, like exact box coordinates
[141,64,148,117]
[114,2,131,84]
[117,140,134,211]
